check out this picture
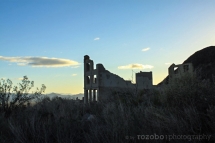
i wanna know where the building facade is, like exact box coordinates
[83,55,153,104]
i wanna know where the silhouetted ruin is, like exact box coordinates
[83,55,153,104]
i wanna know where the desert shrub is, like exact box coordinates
[0,112,14,143]
[163,74,215,111]
[1,74,215,143]
[8,97,85,143]
[159,74,215,136]
[0,76,46,115]
[206,106,215,140]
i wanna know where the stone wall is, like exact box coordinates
[83,55,153,104]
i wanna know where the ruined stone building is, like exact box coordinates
[83,55,153,104]
[163,63,194,85]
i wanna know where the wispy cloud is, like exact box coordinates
[118,64,154,69]
[17,77,24,80]
[71,66,80,68]
[165,63,171,65]
[72,74,77,76]
[94,37,100,40]
[0,56,80,68]
[17,63,26,66]
[142,47,150,52]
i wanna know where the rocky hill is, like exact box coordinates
[183,46,215,82]
[158,46,215,85]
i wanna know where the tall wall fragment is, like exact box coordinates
[83,55,153,104]
[166,63,194,84]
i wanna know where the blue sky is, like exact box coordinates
[1,0,215,94]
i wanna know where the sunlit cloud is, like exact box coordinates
[72,74,77,76]
[71,65,80,68]
[17,63,26,66]
[94,37,100,40]
[0,56,80,68]
[165,63,171,65]
[142,47,150,52]
[118,64,154,69]
[17,77,24,80]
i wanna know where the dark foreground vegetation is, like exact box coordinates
[0,74,215,143]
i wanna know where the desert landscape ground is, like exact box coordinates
[1,1,215,142]
[1,46,215,143]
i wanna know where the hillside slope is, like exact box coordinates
[158,46,215,85]
[183,46,215,81]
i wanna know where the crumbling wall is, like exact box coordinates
[136,71,153,89]
[168,63,194,84]
[83,55,153,104]
[84,55,99,104]
[99,72,134,88]
[158,63,194,86]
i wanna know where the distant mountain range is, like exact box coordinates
[158,46,215,85]
[44,92,84,100]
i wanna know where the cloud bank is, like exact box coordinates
[118,64,154,69]
[0,56,80,67]
[142,47,150,52]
